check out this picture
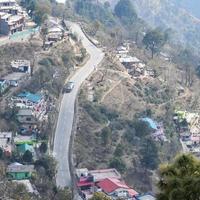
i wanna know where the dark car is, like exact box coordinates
[63,81,75,93]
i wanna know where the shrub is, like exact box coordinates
[39,58,53,67]
[114,144,123,157]
[84,104,107,124]
[109,157,126,173]
[23,150,33,163]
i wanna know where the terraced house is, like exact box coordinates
[0,0,26,35]
[0,12,24,34]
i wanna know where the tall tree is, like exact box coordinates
[140,138,158,170]
[143,29,166,59]
[114,0,137,25]
[23,150,33,163]
[40,23,48,49]
[157,154,200,200]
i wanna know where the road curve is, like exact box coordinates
[53,22,104,188]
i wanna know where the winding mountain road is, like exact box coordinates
[53,22,104,188]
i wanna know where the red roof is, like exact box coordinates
[77,177,94,187]
[97,178,138,196]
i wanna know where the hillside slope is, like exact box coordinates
[100,0,200,53]
[133,0,200,52]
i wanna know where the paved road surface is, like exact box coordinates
[53,22,104,188]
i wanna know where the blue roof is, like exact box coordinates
[17,92,42,103]
[141,118,157,130]
[136,193,156,200]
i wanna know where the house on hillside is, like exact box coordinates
[0,132,12,156]
[17,109,38,135]
[7,162,34,180]
[141,118,167,142]
[0,0,18,14]
[76,168,122,199]
[0,12,24,35]
[17,109,37,124]
[16,92,43,106]
[4,72,26,87]
[11,60,31,74]
[16,143,34,155]
[119,55,141,67]
[97,178,138,199]
[47,26,64,42]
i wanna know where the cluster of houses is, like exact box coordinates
[174,110,200,154]
[116,43,155,79]
[0,0,28,35]
[0,59,31,95]
[141,117,167,142]
[76,168,156,200]
[0,90,48,158]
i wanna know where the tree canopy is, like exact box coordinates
[157,154,200,200]
[74,0,115,26]
[114,0,137,25]
[23,150,33,163]
[143,29,167,58]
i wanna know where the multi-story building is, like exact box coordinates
[0,0,22,15]
[0,12,24,35]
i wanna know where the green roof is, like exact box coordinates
[17,143,33,154]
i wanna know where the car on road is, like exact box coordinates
[63,81,75,93]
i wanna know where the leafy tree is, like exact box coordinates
[89,192,111,200]
[140,138,158,170]
[23,150,33,163]
[114,0,137,25]
[34,156,57,179]
[34,0,51,24]
[143,29,167,58]
[74,0,115,26]
[104,1,111,9]
[53,187,72,200]
[109,157,126,173]
[93,20,101,36]
[39,142,48,153]
[23,0,51,25]
[157,154,200,200]
[40,23,48,49]
[114,144,123,157]
[133,120,152,138]
[176,49,195,87]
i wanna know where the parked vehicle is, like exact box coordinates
[63,81,74,93]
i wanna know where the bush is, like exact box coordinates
[39,58,53,67]
[114,144,123,157]
[39,142,48,154]
[109,157,126,173]
[99,106,119,121]
[84,104,107,124]
[124,128,136,143]
[101,127,111,145]
[133,120,152,138]
[34,156,57,179]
